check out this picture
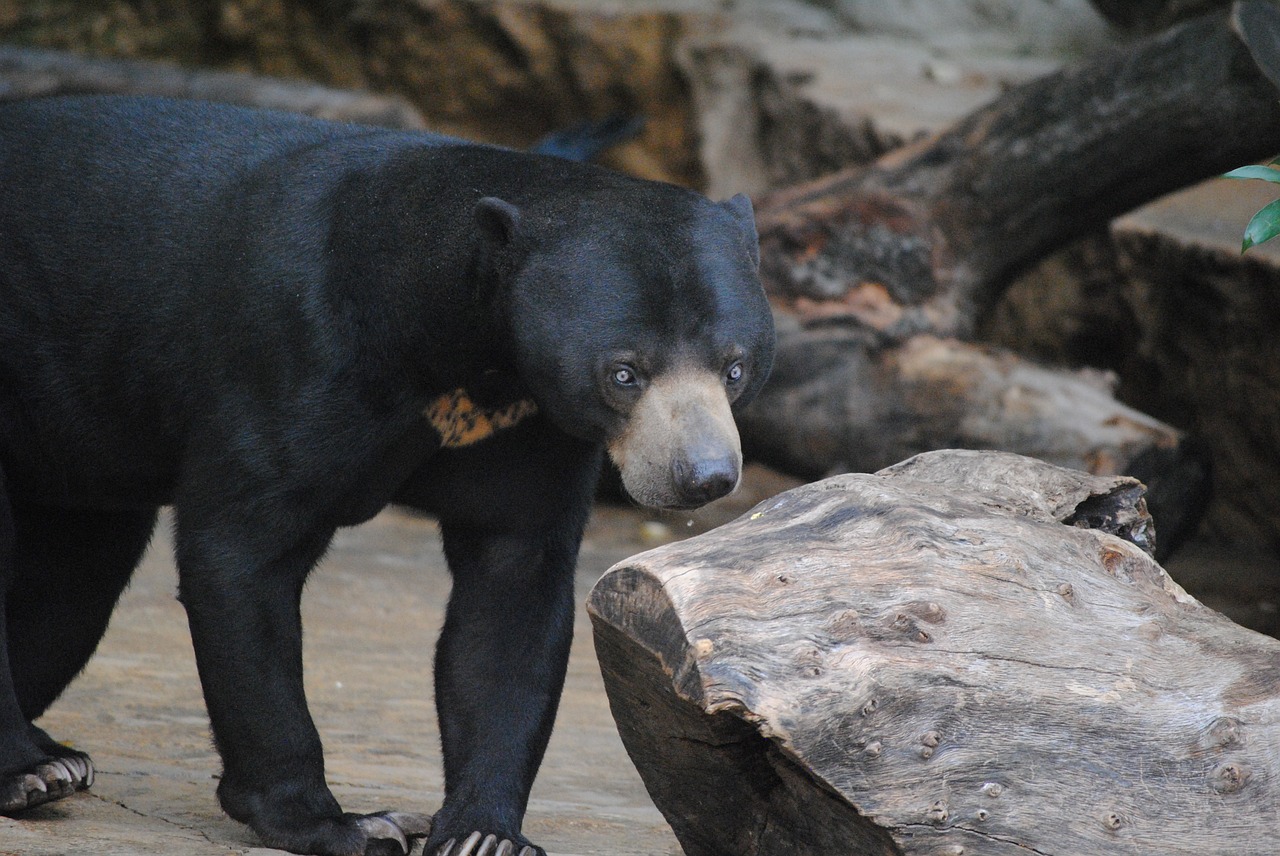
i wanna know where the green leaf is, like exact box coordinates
[1224,164,1280,183]
[1242,197,1280,252]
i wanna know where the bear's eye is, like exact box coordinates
[612,366,639,387]
[725,361,745,385]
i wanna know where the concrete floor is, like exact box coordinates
[0,497,737,856]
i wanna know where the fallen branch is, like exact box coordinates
[0,45,425,128]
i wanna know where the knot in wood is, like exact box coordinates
[861,697,879,717]
[1137,620,1163,641]
[981,782,1003,798]
[825,609,863,640]
[1211,762,1252,794]
[794,646,824,678]
[1099,547,1136,582]
[864,740,883,758]
[900,600,948,624]
[1056,582,1075,603]
[1102,811,1124,831]
[911,601,947,624]
[974,808,990,822]
[890,612,933,643]
[1206,716,1244,749]
[927,800,949,825]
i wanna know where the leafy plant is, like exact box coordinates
[1224,160,1280,252]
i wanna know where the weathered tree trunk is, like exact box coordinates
[741,323,1182,480]
[755,7,1280,337]
[738,5,1280,518]
[588,450,1280,856]
[0,45,426,129]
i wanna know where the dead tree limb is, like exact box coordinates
[589,450,1280,856]
[741,325,1182,480]
[0,45,425,129]
[754,7,1280,338]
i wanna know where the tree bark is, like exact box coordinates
[588,450,1280,856]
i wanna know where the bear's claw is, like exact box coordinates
[353,810,433,854]
[0,753,94,814]
[436,831,538,856]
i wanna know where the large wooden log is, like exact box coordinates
[588,450,1280,856]
[740,324,1182,480]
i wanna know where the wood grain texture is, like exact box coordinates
[589,450,1280,856]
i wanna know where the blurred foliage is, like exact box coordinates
[1224,161,1280,252]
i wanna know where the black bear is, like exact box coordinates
[0,96,774,856]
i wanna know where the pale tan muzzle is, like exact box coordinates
[607,370,742,509]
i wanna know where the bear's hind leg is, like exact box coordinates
[0,502,157,812]
[8,504,157,720]
[0,474,65,813]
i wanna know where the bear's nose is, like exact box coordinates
[672,452,740,508]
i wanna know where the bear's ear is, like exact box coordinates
[721,192,760,269]
[475,196,521,246]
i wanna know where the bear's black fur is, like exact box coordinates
[0,95,773,856]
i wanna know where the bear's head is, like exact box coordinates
[476,179,774,510]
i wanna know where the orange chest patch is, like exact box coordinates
[423,389,538,448]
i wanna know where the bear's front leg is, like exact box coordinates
[176,522,431,856]
[428,520,581,856]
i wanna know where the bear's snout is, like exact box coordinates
[671,444,740,508]
[608,370,742,510]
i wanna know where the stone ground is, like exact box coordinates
[0,467,799,856]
